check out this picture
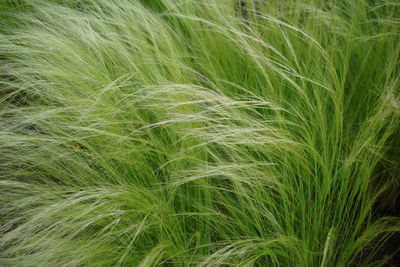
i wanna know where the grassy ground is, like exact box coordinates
[0,0,399,266]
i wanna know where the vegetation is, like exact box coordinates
[1,0,399,266]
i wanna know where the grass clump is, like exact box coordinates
[0,0,399,266]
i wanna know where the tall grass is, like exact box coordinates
[0,0,399,266]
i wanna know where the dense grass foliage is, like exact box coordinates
[1,0,399,266]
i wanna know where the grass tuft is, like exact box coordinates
[1,0,399,266]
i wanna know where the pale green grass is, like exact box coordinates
[0,0,399,266]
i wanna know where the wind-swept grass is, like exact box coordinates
[0,0,399,266]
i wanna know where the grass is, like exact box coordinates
[0,0,399,266]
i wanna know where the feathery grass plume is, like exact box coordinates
[1,0,399,266]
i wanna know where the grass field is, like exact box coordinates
[1,0,399,266]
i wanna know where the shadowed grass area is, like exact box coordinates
[0,0,399,266]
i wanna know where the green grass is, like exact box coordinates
[0,0,399,266]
